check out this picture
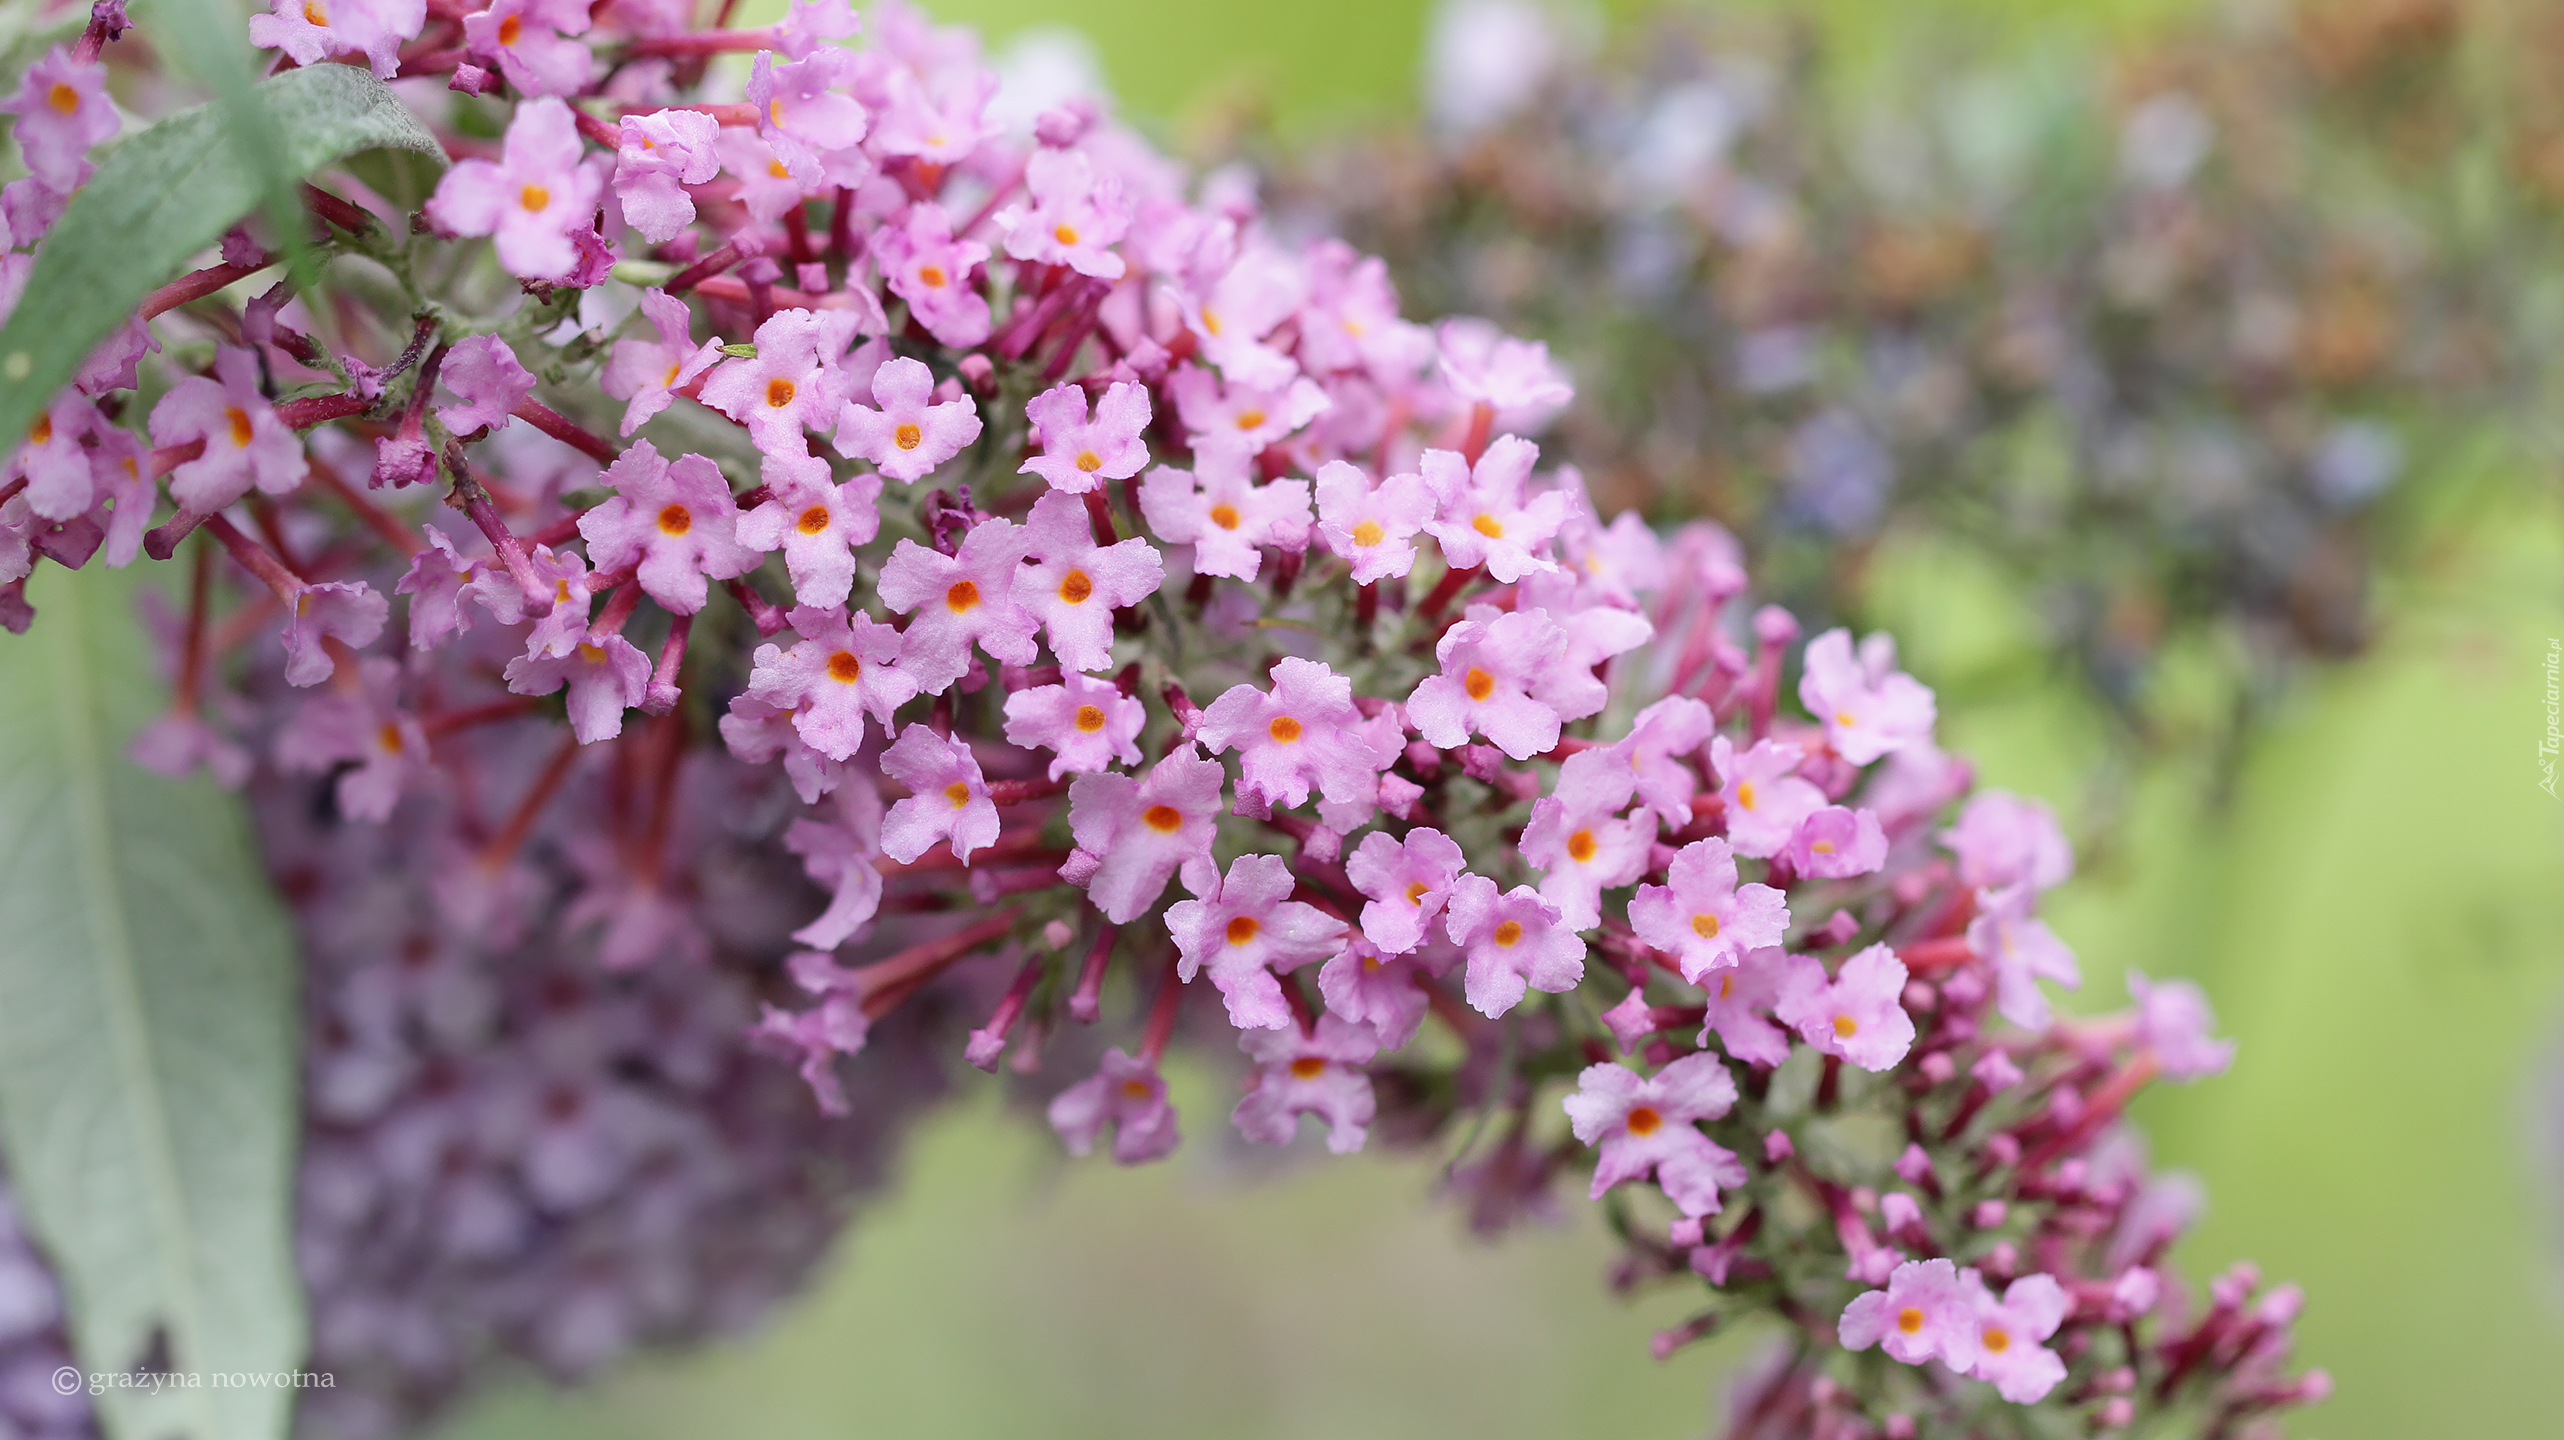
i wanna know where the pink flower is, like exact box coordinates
[436,334,534,437]
[1312,459,1435,584]
[273,658,423,820]
[1786,805,1888,879]
[1231,1016,1379,1153]
[2128,971,2235,1080]
[1002,673,1144,779]
[1800,628,1938,765]
[1012,491,1163,671]
[868,63,997,166]
[1049,1049,1179,1165]
[1297,239,1433,381]
[1695,948,1799,1068]
[700,306,869,454]
[1956,1272,2070,1403]
[1178,246,1305,389]
[11,394,100,521]
[997,146,1130,280]
[1437,317,1573,432]
[1775,944,1915,1072]
[1406,608,1573,760]
[148,348,307,513]
[716,127,812,223]
[877,723,1000,864]
[1019,381,1151,494]
[834,356,982,483]
[1444,874,1585,1017]
[576,441,760,614]
[1561,1055,1745,1217]
[877,202,992,347]
[1628,838,1789,984]
[249,0,423,79]
[1137,441,1311,582]
[750,48,871,187]
[1065,745,1226,923]
[737,605,918,762]
[601,288,722,436]
[1942,789,2073,893]
[505,633,650,743]
[719,694,844,806]
[1344,826,1465,955]
[1840,1258,1981,1369]
[1421,437,1567,581]
[1168,364,1332,452]
[1966,882,2081,1031]
[279,584,386,688]
[426,97,606,282]
[1613,695,1715,827]
[1521,750,1657,929]
[1710,735,1827,860]
[752,952,871,1114]
[874,521,1040,692]
[784,781,883,949]
[1317,935,1452,1050]
[613,108,722,243]
[1166,853,1347,1030]
[461,0,594,96]
[773,0,857,58]
[3,48,119,189]
[1197,657,1400,822]
[734,446,882,611]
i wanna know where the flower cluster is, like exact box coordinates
[1264,0,2554,776]
[0,3,2319,1436]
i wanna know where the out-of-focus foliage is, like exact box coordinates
[1258,0,2561,797]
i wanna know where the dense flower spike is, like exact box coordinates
[0,9,2316,1435]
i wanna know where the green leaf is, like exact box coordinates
[0,564,304,1440]
[0,62,444,452]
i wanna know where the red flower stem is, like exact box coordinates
[627,102,761,126]
[141,256,277,319]
[523,512,584,548]
[301,183,376,236]
[1139,953,1183,1063]
[666,237,753,295]
[723,576,789,635]
[2019,1054,2161,1174]
[622,27,773,54]
[589,580,644,638]
[1896,935,1976,975]
[1067,923,1117,1023]
[1081,488,1118,545]
[985,777,1069,806]
[1356,581,1378,631]
[643,611,693,714]
[174,538,213,711]
[875,836,1064,876]
[201,513,306,603]
[956,162,1025,239]
[970,952,1048,1070]
[1416,563,1481,621]
[783,205,815,265]
[853,908,1027,1019]
[304,452,421,554]
[829,187,855,261]
[420,696,542,737]
[479,734,583,869]
[510,398,619,464]
[571,105,622,149]
[451,480,552,614]
[1459,401,1495,466]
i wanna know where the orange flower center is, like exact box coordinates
[656,504,691,536]
[1142,804,1184,833]
[302,0,328,24]
[918,264,948,288]
[765,377,796,409]
[1692,913,1720,939]
[1225,915,1260,945]
[1492,919,1524,947]
[1052,223,1080,246]
[1834,1015,1858,1038]
[1074,449,1103,473]
[1058,569,1093,604]
[768,159,792,179]
[1735,780,1758,810]
[519,183,549,212]
[1625,1105,1662,1135]
[1351,518,1384,547]
[1234,409,1266,431]
[45,82,78,114]
[1566,829,1597,863]
[826,651,862,683]
[894,422,923,450]
[1073,704,1107,733]
[945,579,979,611]
[797,505,831,535]
[496,14,520,45]
[1208,503,1241,530]
[1982,1327,2011,1353]
[1120,1079,1154,1100]
[1897,1307,1925,1335]
[376,722,403,753]
[1289,1056,1327,1079]
[226,407,254,447]
[944,781,973,808]
[1463,667,1495,702]
[28,415,50,446]
[1472,513,1504,538]
[1266,715,1302,743]
[1405,881,1430,905]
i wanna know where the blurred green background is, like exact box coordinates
[443,3,2564,1437]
